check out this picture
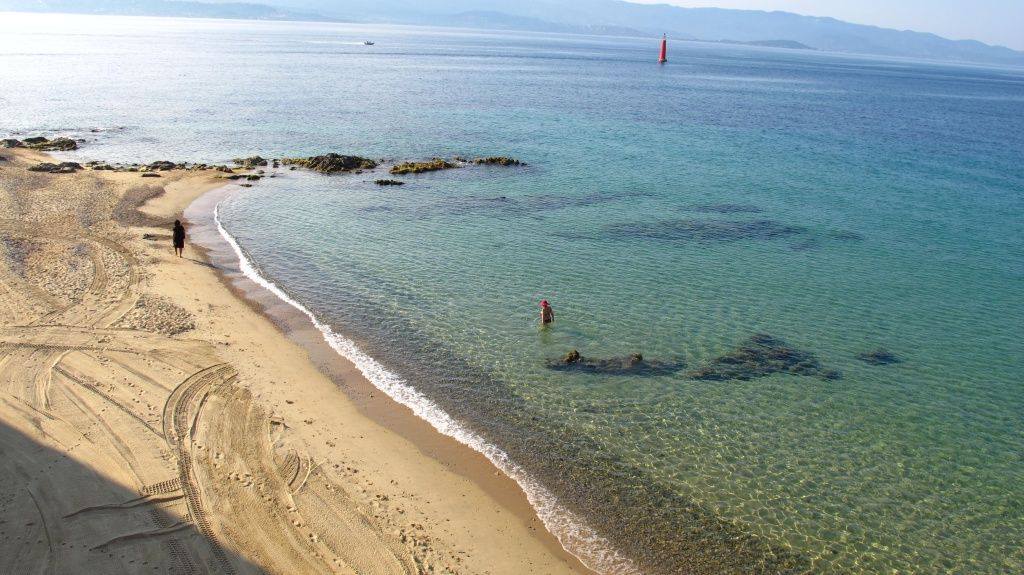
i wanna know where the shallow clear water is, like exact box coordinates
[2,13,1023,574]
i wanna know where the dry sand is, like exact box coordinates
[0,148,594,574]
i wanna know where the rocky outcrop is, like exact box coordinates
[144,161,181,171]
[28,162,83,174]
[31,137,79,151]
[141,173,161,178]
[232,156,269,168]
[856,348,902,366]
[390,159,457,175]
[374,179,405,186]
[472,156,524,166]
[282,154,378,173]
[3,136,79,151]
[547,350,685,376]
[688,334,840,381]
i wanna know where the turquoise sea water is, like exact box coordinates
[2,13,1023,574]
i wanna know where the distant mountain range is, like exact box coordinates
[3,0,1022,67]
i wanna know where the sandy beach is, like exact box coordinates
[0,147,594,575]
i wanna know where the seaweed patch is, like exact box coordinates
[688,334,840,381]
[856,348,902,366]
[606,219,806,243]
[687,203,764,214]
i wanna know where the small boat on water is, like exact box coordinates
[363,41,375,46]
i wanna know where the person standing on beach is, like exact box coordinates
[540,300,554,326]
[172,220,186,258]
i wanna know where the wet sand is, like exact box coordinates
[0,147,594,574]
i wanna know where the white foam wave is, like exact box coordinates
[213,199,641,575]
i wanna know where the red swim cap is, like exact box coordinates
[540,300,549,307]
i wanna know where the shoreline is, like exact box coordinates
[189,180,638,574]
[0,147,596,574]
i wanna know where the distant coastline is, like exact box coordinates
[2,1,1021,67]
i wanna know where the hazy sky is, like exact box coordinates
[628,0,1024,50]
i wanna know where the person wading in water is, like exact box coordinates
[172,220,186,258]
[540,300,554,326]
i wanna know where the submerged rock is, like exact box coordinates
[282,153,378,173]
[28,161,82,174]
[547,350,685,376]
[828,230,866,242]
[390,158,457,175]
[232,156,269,168]
[472,156,524,166]
[374,179,405,186]
[245,174,262,181]
[856,348,902,366]
[688,203,763,214]
[688,334,840,381]
[606,219,805,243]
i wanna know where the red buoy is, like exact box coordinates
[658,34,668,63]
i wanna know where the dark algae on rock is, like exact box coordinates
[283,153,378,173]
[374,179,405,186]
[390,158,457,175]
[472,156,525,166]
[856,348,902,366]
[688,334,841,381]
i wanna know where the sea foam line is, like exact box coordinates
[213,199,641,575]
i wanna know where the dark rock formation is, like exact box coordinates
[374,179,405,186]
[606,219,805,243]
[856,348,902,366]
[232,156,269,168]
[141,173,161,178]
[28,162,82,174]
[2,136,78,150]
[283,154,378,173]
[30,137,78,151]
[3,136,79,151]
[472,156,524,166]
[245,174,261,181]
[688,334,840,381]
[146,161,180,171]
[390,158,457,175]
[547,350,686,376]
